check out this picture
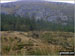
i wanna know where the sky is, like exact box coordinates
[45,0,74,3]
[0,0,74,4]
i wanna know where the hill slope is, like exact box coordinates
[1,31,74,55]
[1,1,74,24]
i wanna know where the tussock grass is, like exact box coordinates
[1,31,74,55]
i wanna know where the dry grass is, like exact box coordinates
[1,31,74,56]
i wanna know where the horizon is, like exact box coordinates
[0,0,74,4]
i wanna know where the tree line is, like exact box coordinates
[1,14,74,32]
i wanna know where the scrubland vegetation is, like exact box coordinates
[1,31,74,55]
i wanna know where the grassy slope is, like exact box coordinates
[1,31,74,55]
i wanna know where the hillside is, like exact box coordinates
[1,31,74,55]
[1,1,74,25]
[1,1,74,56]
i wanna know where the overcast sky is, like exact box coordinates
[0,0,74,3]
